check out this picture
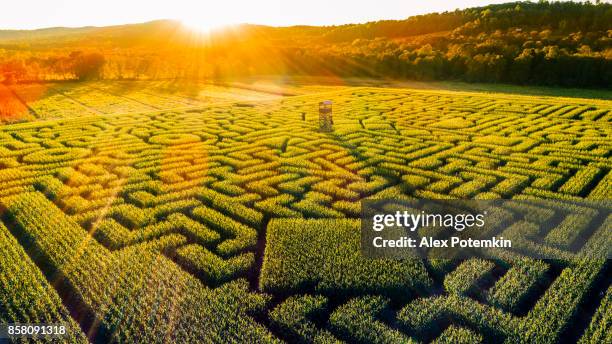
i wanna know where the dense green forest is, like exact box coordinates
[0,1,610,87]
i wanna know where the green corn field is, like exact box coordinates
[0,81,610,343]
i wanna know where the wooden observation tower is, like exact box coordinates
[319,100,333,131]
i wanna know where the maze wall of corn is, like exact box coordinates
[0,82,610,343]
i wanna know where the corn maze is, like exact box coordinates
[0,84,611,343]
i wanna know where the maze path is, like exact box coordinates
[0,87,610,342]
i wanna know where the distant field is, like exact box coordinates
[0,81,610,343]
[0,81,348,123]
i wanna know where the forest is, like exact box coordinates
[0,1,610,87]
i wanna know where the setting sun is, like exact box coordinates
[180,18,235,36]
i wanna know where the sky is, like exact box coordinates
[0,0,532,30]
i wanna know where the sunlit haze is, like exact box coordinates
[3,0,527,30]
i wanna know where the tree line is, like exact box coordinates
[0,1,610,88]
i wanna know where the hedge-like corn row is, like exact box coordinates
[443,259,495,297]
[487,258,549,314]
[578,286,612,344]
[330,296,416,343]
[432,325,483,344]
[269,295,340,343]
[0,221,87,343]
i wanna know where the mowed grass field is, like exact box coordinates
[0,81,610,343]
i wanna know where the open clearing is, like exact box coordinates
[0,81,610,343]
